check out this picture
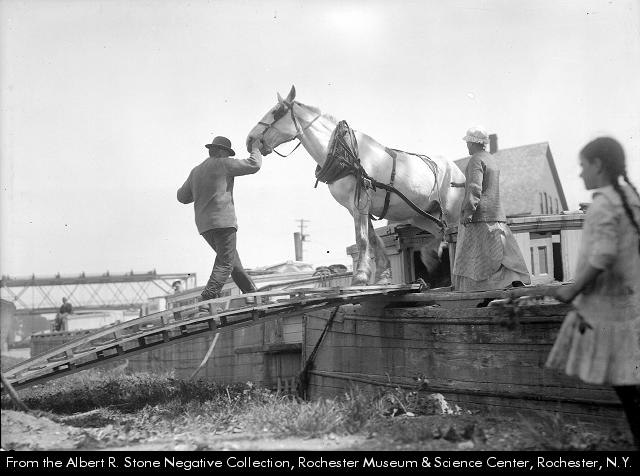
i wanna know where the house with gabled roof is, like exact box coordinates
[454,136,568,217]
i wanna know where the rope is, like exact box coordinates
[296,306,340,399]
[189,332,220,380]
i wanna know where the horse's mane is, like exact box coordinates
[296,101,339,123]
[296,100,384,149]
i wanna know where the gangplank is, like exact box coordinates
[1,284,422,390]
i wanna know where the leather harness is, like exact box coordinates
[315,120,444,229]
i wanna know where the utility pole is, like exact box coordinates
[293,219,310,261]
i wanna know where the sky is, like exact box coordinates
[1,0,639,289]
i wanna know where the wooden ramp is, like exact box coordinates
[1,284,421,391]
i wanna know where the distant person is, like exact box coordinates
[59,297,73,315]
[177,136,262,304]
[452,126,530,292]
[172,280,183,294]
[546,137,640,450]
[54,297,73,331]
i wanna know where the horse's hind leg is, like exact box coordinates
[352,211,373,286]
[368,219,392,284]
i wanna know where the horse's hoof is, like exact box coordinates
[375,269,392,285]
[352,272,369,286]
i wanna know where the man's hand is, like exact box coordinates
[251,139,262,152]
[461,216,473,226]
[554,285,576,304]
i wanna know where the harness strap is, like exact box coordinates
[316,121,445,231]
[370,148,397,221]
[370,179,443,228]
[273,140,303,157]
[260,103,322,158]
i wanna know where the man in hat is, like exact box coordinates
[178,136,262,303]
[452,126,530,293]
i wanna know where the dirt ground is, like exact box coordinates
[1,349,635,452]
[1,409,365,450]
[2,407,634,452]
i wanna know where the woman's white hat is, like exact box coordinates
[462,126,490,145]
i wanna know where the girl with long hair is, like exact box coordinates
[547,137,640,450]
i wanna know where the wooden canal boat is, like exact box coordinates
[23,283,624,426]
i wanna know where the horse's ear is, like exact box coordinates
[286,85,296,102]
[277,92,284,104]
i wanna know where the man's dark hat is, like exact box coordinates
[205,136,235,156]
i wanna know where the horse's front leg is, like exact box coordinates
[368,218,392,284]
[352,210,373,286]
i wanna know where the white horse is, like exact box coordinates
[247,86,465,286]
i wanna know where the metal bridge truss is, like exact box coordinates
[0,271,197,313]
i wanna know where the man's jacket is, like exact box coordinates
[177,151,262,233]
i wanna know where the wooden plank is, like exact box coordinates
[234,343,302,354]
[382,303,572,319]
[10,331,215,389]
[381,284,563,303]
[305,318,563,346]
[305,330,616,403]
[301,304,621,425]
[561,229,582,281]
[306,370,621,414]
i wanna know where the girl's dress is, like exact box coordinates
[546,184,640,385]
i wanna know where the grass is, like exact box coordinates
[1,367,634,450]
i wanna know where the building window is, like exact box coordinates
[540,193,544,214]
[555,198,559,214]
[543,192,549,214]
[538,246,548,274]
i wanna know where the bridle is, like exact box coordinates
[257,101,321,157]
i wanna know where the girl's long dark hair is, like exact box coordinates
[580,137,640,253]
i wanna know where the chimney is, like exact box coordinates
[489,134,498,153]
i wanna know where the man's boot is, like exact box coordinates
[199,292,219,313]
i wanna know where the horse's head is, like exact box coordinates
[246,85,300,155]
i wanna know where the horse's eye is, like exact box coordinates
[273,106,285,121]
